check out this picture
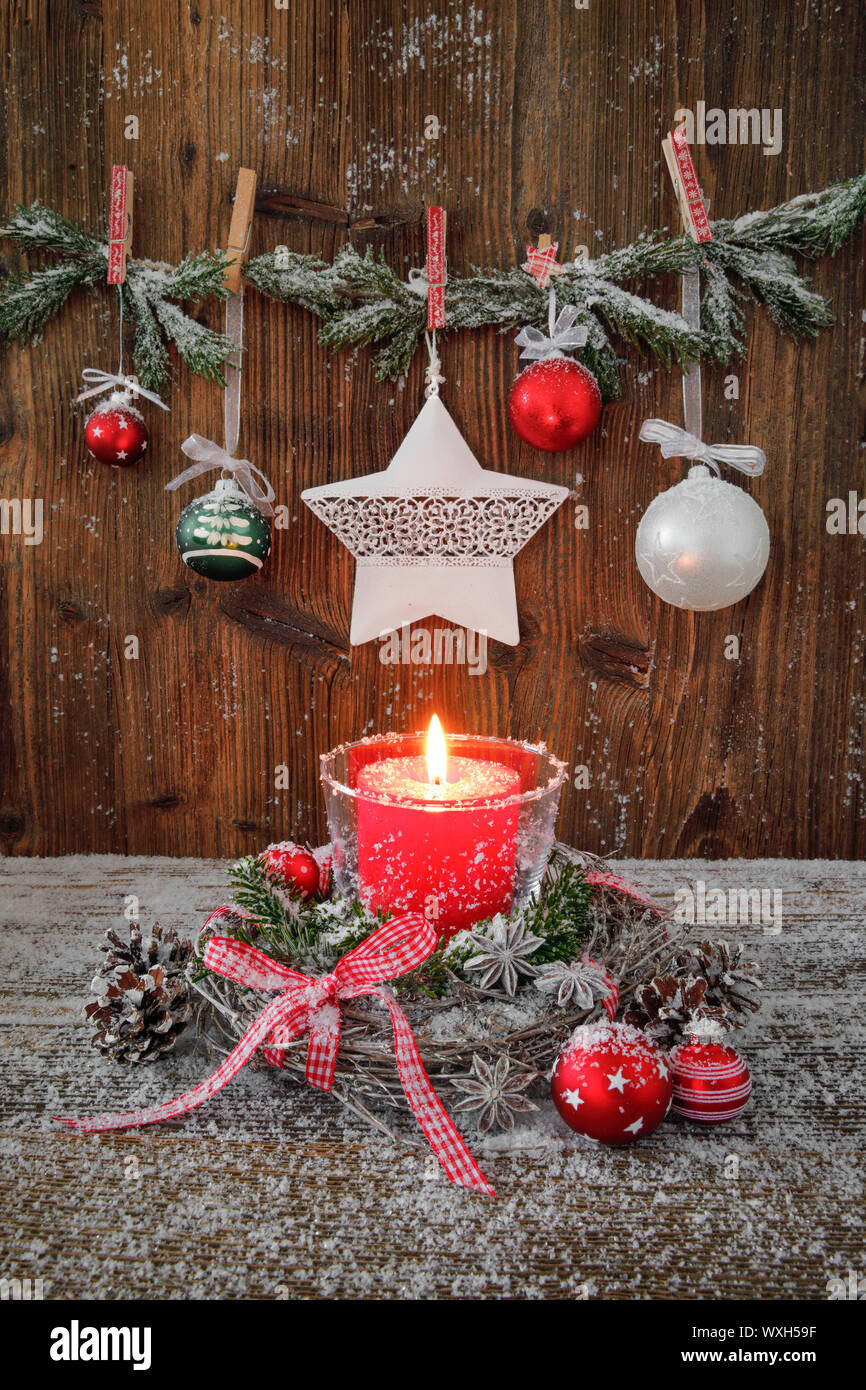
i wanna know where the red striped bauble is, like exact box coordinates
[669,1037,752,1124]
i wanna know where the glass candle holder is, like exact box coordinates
[320,732,567,935]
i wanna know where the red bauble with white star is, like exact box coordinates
[669,1033,752,1124]
[259,841,320,901]
[551,1021,673,1145]
[507,358,601,453]
[84,393,149,466]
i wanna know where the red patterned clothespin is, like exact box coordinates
[426,205,447,330]
[106,165,134,284]
[522,233,564,290]
[662,128,713,244]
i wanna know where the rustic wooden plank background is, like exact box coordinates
[1,0,864,860]
[1,856,863,1299]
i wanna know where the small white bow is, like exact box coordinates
[514,303,589,361]
[639,419,765,477]
[165,434,275,517]
[76,369,169,410]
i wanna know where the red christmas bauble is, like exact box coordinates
[260,842,320,901]
[551,1021,673,1145]
[84,394,149,466]
[507,358,601,452]
[669,1036,752,1124]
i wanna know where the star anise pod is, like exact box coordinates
[452,1054,539,1132]
[464,916,544,995]
[535,958,605,1009]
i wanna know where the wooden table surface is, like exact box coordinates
[1,856,863,1301]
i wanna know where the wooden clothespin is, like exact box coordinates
[662,127,713,243]
[225,168,258,293]
[107,165,134,285]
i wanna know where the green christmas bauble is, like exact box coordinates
[175,478,271,581]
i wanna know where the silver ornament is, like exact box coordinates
[635,464,769,611]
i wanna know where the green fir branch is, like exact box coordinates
[0,201,100,257]
[717,173,866,259]
[0,205,236,391]
[0,259,103,342]
[521,862,592,965]
[244,249,337,318]
[123,280,172,390]
[151,298,235,388]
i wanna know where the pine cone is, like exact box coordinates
[625,974,720,1041]
[626,939,761,1042]
[85,923,195,1063]
[679,940,762,1020]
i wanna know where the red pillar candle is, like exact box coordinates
[356,718,520,935]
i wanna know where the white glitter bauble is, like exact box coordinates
[635,464,770,611]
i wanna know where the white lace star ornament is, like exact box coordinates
[302,396,568,646]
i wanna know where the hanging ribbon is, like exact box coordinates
[223,289,244,458]
[164,265,276,517]
[639,419,766,477]
[56,914,495,1197]
[165,435,275,516]
[515,295,589,362]
[76,369,169,410]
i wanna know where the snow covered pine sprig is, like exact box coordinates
[0,202,236,391]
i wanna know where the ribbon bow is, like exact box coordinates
[56,914,495,1197]
[515,302,588,362]
[76,369,169,411]
[639,419,766,477]
[165,434,276,517]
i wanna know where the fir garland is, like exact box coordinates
[0,203,236,391]
[2,174,864,398]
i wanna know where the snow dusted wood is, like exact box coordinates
[0,3,865,857]
[0,856,863,1299]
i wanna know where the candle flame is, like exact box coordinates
[426,714,447,786]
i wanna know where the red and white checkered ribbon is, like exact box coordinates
[522,241,563,289]
[56,913,495,1197]
[585,869,657,908]
[426,206,446,330]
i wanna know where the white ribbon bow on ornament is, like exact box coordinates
[514,300,589,362]
[165,435,276,517]
[639,419,766,477]
[76,369,169,410]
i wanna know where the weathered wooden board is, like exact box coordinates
[0,856,863,1299]
[0,2,865,858]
